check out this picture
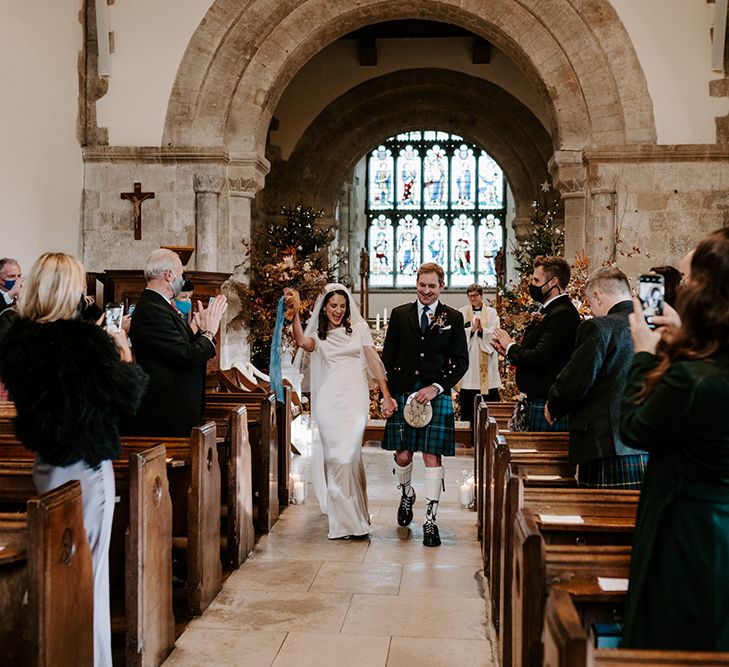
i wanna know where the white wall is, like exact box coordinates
[611,0,729,144]
[96,0,211,146]
[0,0,84,268]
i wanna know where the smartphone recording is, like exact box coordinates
[105,303,124,333]
[638,274,664,329]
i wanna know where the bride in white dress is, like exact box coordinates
[287,284,397,539]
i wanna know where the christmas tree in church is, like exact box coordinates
[228,204,335,368]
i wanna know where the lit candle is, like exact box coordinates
[376,313,381,331]
[383,308,388,326]
[459,482,473,507]
[293,481,305,503]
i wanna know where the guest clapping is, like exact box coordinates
[0,252,148,666]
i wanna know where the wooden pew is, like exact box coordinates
[202,402,255,568]
[122,422,221,616]
[481,430,572,571]
[214,374,294,509]
[0,447,174,666]
[0,480,93,666]
[488,438,577,632]
[544,588,729,667]
[494,462,637,666]
[510,502,637,667]
[206,392,279,533]
[0,403,222,610]
[485,399,517,430]
[473,401,496,542]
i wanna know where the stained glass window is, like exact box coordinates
[368,146,394,210]
[396,146,421,209]
[366,131,506,288]
[368,215,394,287]
[423,215,448,268]
[395,215,421,287]
[451,145,476,210]
[478,152,504,210]
[477,214,503,288]
[423,145,448,210]
[450,215,475,288]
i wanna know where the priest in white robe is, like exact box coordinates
[457,283,501,423]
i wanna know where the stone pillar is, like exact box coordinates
[219,154,270,370]
[193,173,224,271]
[588,175,618,267]
[549,150,587,264]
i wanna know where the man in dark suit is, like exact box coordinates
[381,263,468,547]
[0,258,21,314]
[545,267,647,488]
[493,255,580,430]
[128,249,227,437]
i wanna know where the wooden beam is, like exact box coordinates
[359,33,377,66]
[473,37,491,65]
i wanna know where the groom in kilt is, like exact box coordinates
[381,263,468,546]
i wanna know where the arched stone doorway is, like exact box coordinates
[260,68,553,291]
[162,0,656,267]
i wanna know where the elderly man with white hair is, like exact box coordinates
[127,248,227,436]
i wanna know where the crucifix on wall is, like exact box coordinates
[121,182,155,240]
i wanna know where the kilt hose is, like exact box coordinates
[527,397,569,432]
[577,453,649,490]
[382,389,456,457]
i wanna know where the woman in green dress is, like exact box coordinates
[621,227,729,650]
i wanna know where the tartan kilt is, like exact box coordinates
[577,454,649,490]
[527,397,569,432]
[382,391,456,456]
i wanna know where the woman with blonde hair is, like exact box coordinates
[621,228,729,650]
[0,252,148,666]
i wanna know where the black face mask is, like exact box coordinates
[528,280,553,304]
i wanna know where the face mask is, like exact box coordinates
[3,279,15,291]
[175,299,192,315]
[529,280,552,304]
[170,275,184,298]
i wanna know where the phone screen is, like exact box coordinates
[638,274,665,329]
[105,303,124,333]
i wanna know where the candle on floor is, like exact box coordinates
[376,313,381,331]
[459,482,473,507]
[383,307,388,326]
[293,480,305,503]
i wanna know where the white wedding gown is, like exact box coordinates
[312,324,378,539]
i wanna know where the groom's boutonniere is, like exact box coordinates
[430,312,450,333]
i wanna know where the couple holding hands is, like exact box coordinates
[286,262,468,547]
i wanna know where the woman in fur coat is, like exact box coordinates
[0,252,148,667]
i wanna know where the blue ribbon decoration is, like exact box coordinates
[269,295,286,403]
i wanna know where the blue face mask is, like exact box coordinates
[3,279,15,291]
[175,299,192,315]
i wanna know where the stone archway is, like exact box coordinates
[164,0,656,156]
[262,69,552,241]
[162,0,657,265]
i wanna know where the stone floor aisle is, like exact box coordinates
[165,447,497,666]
